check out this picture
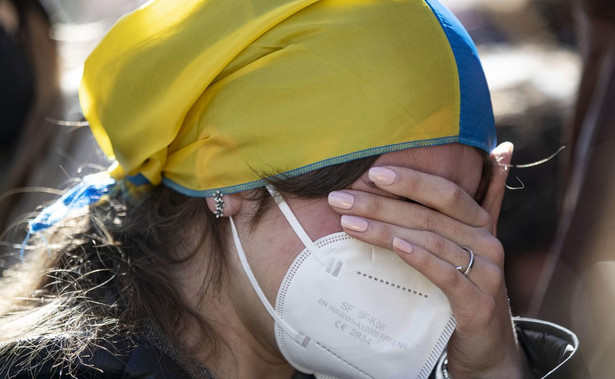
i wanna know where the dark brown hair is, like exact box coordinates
[0,156,378,375]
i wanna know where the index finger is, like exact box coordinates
[368,166,490,228]
[481,142,514,234]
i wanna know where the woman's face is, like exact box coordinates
[226,143,486,355]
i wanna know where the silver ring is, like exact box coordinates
[455,246,474,277]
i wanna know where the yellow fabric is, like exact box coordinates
[80,0,461,196]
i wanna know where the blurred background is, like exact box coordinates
[1,0,613,376]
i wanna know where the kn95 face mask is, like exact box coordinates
[229,188,455,379]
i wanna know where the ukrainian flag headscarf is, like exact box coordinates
[80,0,495,197]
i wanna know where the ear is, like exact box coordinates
[206,192,243,217]
[481,142,514,234]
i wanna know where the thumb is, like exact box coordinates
[481,142,514,234]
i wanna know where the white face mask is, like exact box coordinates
[229,188,455,379]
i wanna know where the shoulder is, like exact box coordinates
[0,334,194,378]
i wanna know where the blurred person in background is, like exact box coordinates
[0,0,60,237]
[531,0,615,377]
[0,0,144,274]
[0,0,35,150]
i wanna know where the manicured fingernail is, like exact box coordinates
[393,237,413,254]
[328,191,355,210]
[341,215,368,232]
[369,167,396,186]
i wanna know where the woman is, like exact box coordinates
[0,0,579,378]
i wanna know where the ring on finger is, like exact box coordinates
[455,246,475,277]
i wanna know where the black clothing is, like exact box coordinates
[0,335,192,378]
[435,318,586,379]
[0,318,583,378]
[0,26,34,147]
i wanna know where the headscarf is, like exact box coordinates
[79,0,496,197]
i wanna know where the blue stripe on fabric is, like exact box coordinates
[424,0,497,153]
[21,174,116,261]
[162,135,461,197]
[127,173,151,186]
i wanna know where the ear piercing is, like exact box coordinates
[213,190,225,218]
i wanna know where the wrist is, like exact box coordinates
[442,349,533,379]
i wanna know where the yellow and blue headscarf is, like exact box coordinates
[26,0,495,239]
[80,0,495,197]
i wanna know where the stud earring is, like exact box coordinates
[213,190,225,218]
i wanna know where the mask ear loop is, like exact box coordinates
[229,216,311,347]
[265,186,328,266]
[266,186,322,251]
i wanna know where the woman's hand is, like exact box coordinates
[327,142,531,378]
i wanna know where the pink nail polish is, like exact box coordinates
[369,167,396,186]
[393,237,413,254]
[328,191,355,210]
[341,215,368,232]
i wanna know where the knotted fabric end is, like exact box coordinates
[19,174,116,261]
